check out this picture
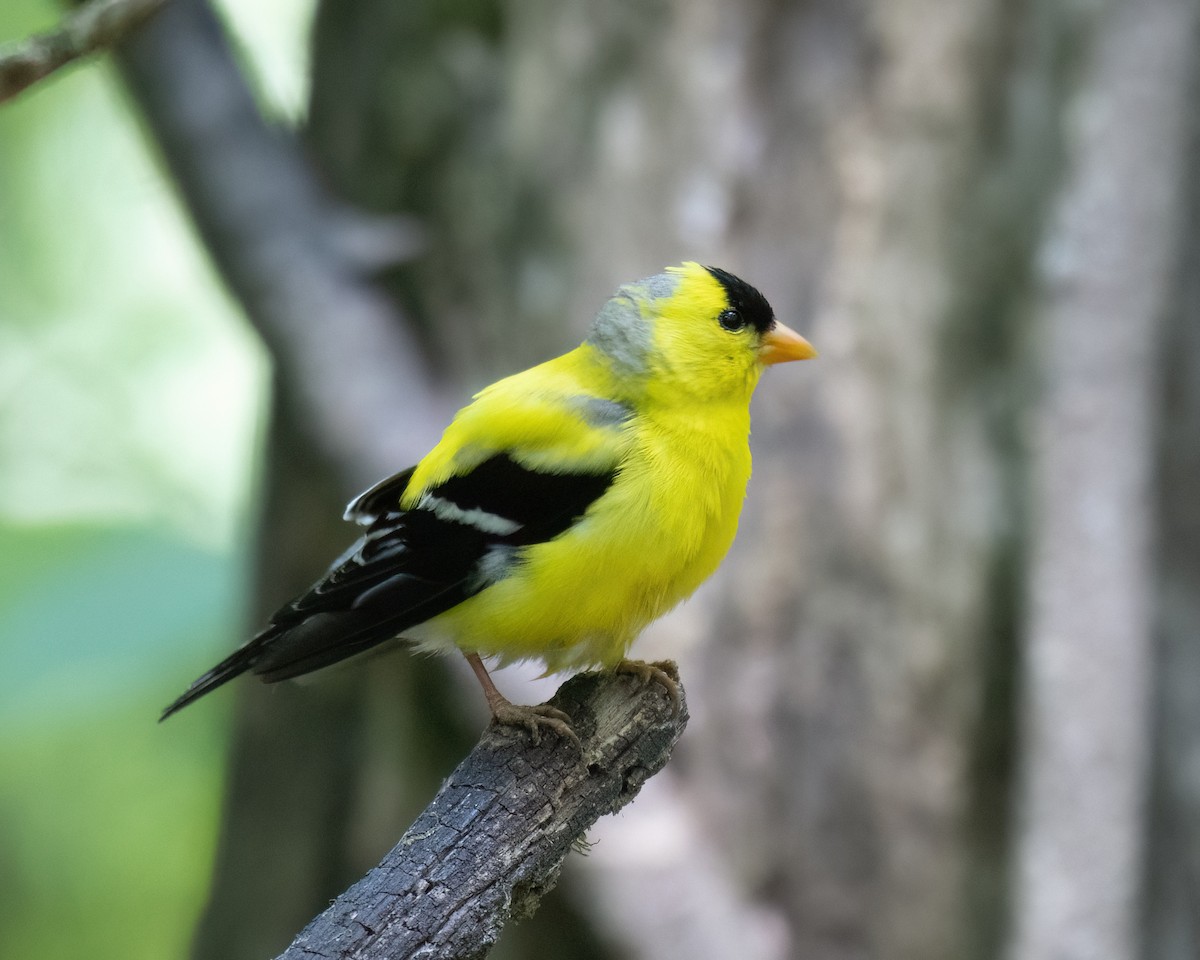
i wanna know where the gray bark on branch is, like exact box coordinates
[276,666,688,960]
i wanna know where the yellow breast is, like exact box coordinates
[412,399,752,671]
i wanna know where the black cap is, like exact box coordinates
[704,266,776,335]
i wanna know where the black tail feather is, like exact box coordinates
[159,635,270,721]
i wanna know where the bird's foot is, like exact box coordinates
[489,698,581,749]
[464,651,581,748]
[615,659,681,715]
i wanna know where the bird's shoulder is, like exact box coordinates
[404,350,636,502]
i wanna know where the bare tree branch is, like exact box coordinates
[274,667,688,960]
[0,0,163,105]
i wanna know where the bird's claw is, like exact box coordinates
[489,700,581,749]
[615,659,681,715]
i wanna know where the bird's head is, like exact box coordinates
[586,262,816,404]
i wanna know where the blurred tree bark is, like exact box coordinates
[1009,2,1198,959]
[1145,11,1200,959]
[112,0,1200,958]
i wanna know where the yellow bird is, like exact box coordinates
[162,262,815,737]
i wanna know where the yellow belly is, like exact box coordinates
[408,408,752,671]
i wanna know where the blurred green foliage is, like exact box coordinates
[0,1,300,957]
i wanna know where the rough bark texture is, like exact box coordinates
[277,668,687,960]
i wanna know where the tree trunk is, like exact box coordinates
[1009,1,1198,958]
[1144,9,1200,959]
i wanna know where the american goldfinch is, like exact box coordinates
[162,262,815,737]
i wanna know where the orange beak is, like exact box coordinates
[759,321,817,365]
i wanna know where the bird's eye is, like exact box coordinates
[718,309,745,332]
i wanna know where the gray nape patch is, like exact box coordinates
[586,294,652,374]
[633,270,681,301]
[570,395,634,428]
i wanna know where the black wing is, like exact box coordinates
[342,466,416,524]
[160,454,617,719]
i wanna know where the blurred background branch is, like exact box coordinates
[114,0,446,485]
[0,0,162,104]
